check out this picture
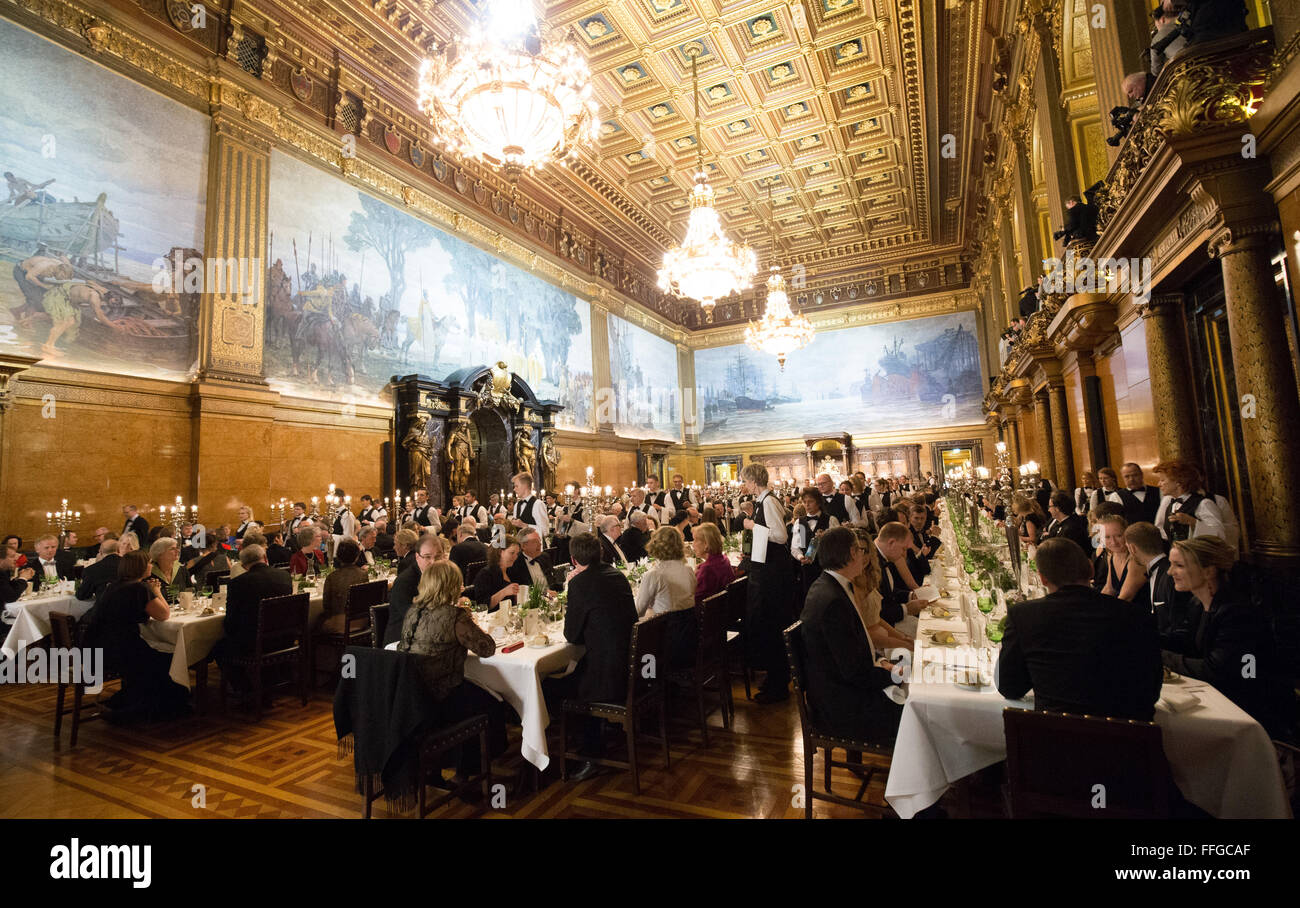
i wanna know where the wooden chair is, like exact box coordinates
[561,612,670,795]
[464,559,487,585]
[204,569,230,591]
[311,579,387,684]
[723,576,752,700]
[50,612,118,748]
[370,603,390,649]
[217,592,311,721]
[1002,707,1173,818]
[668,591,732,746]
[784,621,893,818]
[417,715,493,818]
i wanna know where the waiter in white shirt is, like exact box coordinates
[509,472,550,539]
[644,475,674,524]
[1152,461,1223,542]
[668,474,697,514]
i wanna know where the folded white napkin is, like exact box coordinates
[1158,687,1201,713]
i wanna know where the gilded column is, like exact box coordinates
[1135,294,1200,462]
[1049,381,1075,490]
[589,299,615,436]
[1003,413,1022,468]
[1033,390,1057,489]
[1210,226,1300,567]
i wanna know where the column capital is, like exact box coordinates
[1207,221,1282,259]
[1134,292,1184,319]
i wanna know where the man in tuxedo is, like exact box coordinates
[596,515,627,565]
[411,489,435,528]
[80,527,112,561]
[355,526,379,566]
[265,530,293,567]
[644,476,673,524]
[121,505,149,545]
[1118,462,1161,526]
[814,472,859,524]
[0,548,35,604]
[218,545,293,665]
[668,474,697,514]
[27,535,75,592]
[1124,521,1191,650]
[996,538,1162,720]
[285,502,310,550]
[1044,491,1091,554]
[509,472,551,539]
[508,527,562,591]
[1088,467,1123,514]
[459,490,489,527]
[616,511,650,563]
[874,522,925,626]
[798,526,905,744]
[76,538,122,602]
[548,532,638,781]
[449,521,488,578]
[384,535,439,647]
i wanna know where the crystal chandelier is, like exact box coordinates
[744,188,814,370]
[417,0,599,183]
[657,43,756,322]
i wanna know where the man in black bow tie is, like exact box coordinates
[28,534,75,592]
[121,504,149,544]
[507,527,562,591]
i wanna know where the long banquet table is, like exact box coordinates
[2,590,91,660]
[883,579,1291,819]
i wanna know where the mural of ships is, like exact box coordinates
[0,188,120,262]
[859,324,981,404]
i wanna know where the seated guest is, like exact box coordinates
[1035,479,1054,517]
[228,531,266,579]
[373,518,396,557]
[799,526,906,744]
[148,537,193,597]
[219,544,293,661]
[355,526,379,566]
[384,534,441,648]
[996,538,1162,720]
[449,521,488,578]
[691,522,735,605]
[873,522,925,626]
[1153,459,1224,542]
[508,527,562,592]
[1125,521,1190,649]
[1044,491,1091,554]
[635,526,697,667]
[2,535,26,574]
[82,550,190,722]
[1162,536,1290,737]
[60,531,80,556]
[288,526,325,576]
[76,538,121,602]
[397,560,503,778]
[596,515,627,565]
[317,540,369,635]
[849,528,914,653]
[392,528,420,575]
[905,503,940,581]
[81,527,112,561]
[617,511,650,563]
[1092,514,1145,605]
[28,534,75,591]
[545,532,638,781]
[0,547,35,604]
[1087,500,1125,555]
[1012,494,1047,546]
[265,530,292,567]
[187,528,230,586]
[473,534,521,611]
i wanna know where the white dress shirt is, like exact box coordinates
[634,559,696,617]
[522,554,549,588]
[757,491,789,545]
[1146,553,1167,608]
[39,558,59,580]
[1154,494,1224,540]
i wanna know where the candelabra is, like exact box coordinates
[995,442,1014,509]
[1017,461,1041,495]
[47,499,80,539]
[167,495,197,531]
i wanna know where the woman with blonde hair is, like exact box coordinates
[691,521,735,604]
[1092,514,1145,602]
[638,525,698,668]
[1011,493,1047,546]
[398,560,502,777]
[849,527,914,652]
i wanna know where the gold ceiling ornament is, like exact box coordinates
[744,185,815,371]
[416,0,600,184]
[657,42,757,323]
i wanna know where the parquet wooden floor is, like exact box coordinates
[0,674,944,819]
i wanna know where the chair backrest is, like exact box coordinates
[783,621,818,741]
[696,590,728,668]
[465,560,487,585]
[49,611,76,650]
[370,603,390,648]
[206,569,231,591]
[1002,707,1172,818]
[255,592,310,657]
[625,612,669,708]
[346,579,388,617]
[724,575,748,625]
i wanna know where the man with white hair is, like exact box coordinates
[617,510,650,563]
[77,538,121,601]
[625,487,649,523]
[508,526,562,591]
[356,525,378,566]
[815,473,859,524]
[28,534,74,592]
[597,515,627,566]
[449,519,488,577]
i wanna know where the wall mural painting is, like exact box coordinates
[694,311,984,445]
[265,151,593,428]
[0,19,208,377]
[607,313,681,443]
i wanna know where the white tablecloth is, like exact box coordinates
[884,595,1291,819]
[2,592,90,660]
[464,635,584,771]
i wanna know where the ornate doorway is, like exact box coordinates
[468,407,510,502]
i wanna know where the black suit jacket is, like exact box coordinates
[1145,554,1192,651]
[384,564,422,647]
[616,528,647,563]
[1,574,29,605]
[123,515,149,544]
[876,549,909,625]
[77,553,121,602]
[222,563,294,654]
[1046,513,1091,555]
[266,543,293,567]
[507,551,562,591]
[26,551,76,592]
[599,534,625,566]
[798,573,901,743]
[997,585,1162,721]
[449,538,488,578]
[563,564,637,702]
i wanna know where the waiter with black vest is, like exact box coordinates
[668,474,697,514]
[814,472,859,524]
[410,489,435,527]
[509,472,550,540]
[742,462,796,704]
[1118,462,1161,525]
